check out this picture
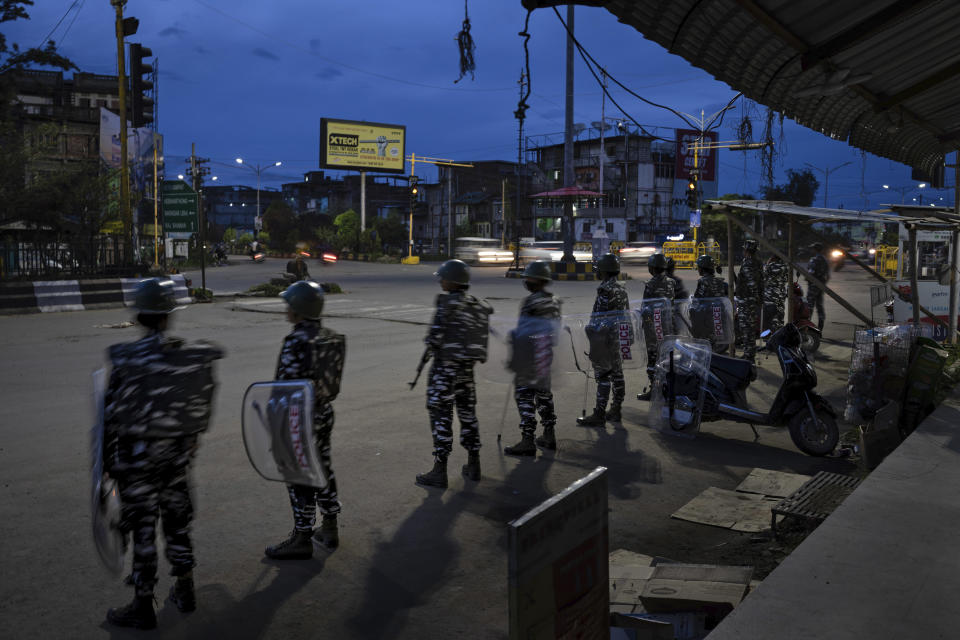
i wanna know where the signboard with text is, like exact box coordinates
[161,180,198,236]
[675,129,718,181]
[508,467,609,639]
[319,118,406,174]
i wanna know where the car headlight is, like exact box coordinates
[831,249,843,258]
[868,248,876,255]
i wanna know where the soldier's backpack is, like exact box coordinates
[441,293,493,362]
[310,327,346,401]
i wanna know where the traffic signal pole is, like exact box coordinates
[111,0,131,258]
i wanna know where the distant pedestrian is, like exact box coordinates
[416,259,492,488]
[103,278,223,629]
[503,261,561,457]
[735,239,763,362]
[806,242,830,331]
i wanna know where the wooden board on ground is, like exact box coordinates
[671,487,781,532]
[610,549,657,614]
[734,468,811,498]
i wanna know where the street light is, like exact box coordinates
[882,183,928,204]
[804,161,852,207]
[235,158,283,235]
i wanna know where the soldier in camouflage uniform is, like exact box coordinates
[504,261,561,457]
[806,242,830,331]
[735,239,764,362]
[103,278,223,630]
[417,259,493,488]
[578,253,632,425]
[637,253,676,401]
[265,280,346,560]
[762,254,789,331]
[691,254,731,351]
[665,256,689,299]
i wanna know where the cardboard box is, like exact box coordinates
[639,564,752,613]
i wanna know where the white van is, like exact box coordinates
[454,237,514,265]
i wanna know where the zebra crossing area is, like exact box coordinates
[232,295,435,326]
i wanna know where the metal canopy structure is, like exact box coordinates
[522,0,960,177]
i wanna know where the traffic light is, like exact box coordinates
[129,43,154,128]
[686,178,698,210]
[409,175,419,208]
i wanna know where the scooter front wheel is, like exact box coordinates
[800,326,821,353]
[788,408,838,456]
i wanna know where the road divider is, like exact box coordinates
[0,274,191,315]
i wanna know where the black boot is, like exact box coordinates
[577,408,606,427]
[312,514,339,551]
[504,434,537,457]
[264,530,313,560]
[416,459,448,488]
[637,389,652,401]
[607,404,622,423]
[107,595,157,630]
[168,573,196,613]
[535,426,557,450]
[462,451,481,481]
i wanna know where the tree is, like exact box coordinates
[764,169,819,207]
[333,209,360,251]
[263,200,297,252]
[373,213,406,252]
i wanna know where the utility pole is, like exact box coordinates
[561,3,575,262]
[598,69,606,256]
[948,151,960,343]
[805,161,852,207]
[188,144,210,295]
[111,0,131,259]
[501,178,507,246]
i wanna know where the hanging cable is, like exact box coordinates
[454,0,476,84]
[514,10,532,127]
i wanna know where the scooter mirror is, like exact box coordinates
[760,329,772,339]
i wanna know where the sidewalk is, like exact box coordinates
[708,391,960,639]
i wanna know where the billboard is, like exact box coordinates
[508,467,609,639]
[675,129,717,181]
[319,118,406,174]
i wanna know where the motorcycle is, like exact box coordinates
[650,323,839,456]
[251,251,266,263]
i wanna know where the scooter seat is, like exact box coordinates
[710,353,757,389]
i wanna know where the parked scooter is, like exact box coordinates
[651,323,839,456]
[760,281,821,353]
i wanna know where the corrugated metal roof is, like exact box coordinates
[706,199,958,226]
[524,0,960,176]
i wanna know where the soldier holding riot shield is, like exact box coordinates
[263,281,346,560]
[503,261,562,457]
[577,253,632,426]
[637,253,676,401]
[690,254,732,352]
[101,278,223,630]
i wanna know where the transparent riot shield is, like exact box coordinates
[649,337,712,438]
[90,368,124,576]
[565,310,642,372]
[634,297,674,358]
[675,297,734,348]
[242,381,327,489]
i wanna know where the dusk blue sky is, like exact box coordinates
[8,0,952,209]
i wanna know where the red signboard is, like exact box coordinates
[675,129,718,181]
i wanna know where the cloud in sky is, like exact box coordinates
[315,67,343,80]
[158,26,187,38]
[252,47,279,61]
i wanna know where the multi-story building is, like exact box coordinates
[523,125,718,244]
[203,184,281,235]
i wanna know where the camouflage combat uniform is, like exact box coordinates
[668,273,689,300]
[513,290,561,439]
[806,253,830,330]
[589,276,632,410]
[762,259,789,331]
[275,319,345,533]
[642,274,676,384]
[425,290,492,462]
[735,255,764,361]
[103,331,222,599]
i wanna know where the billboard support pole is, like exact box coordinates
[360,171,366,232]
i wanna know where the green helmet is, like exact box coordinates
[280,280,324,319]
[647,253,667,272]
[595,253,620,274]
[133,277,180,314]
[435,259,470,285]
[695,254,716,273]
[523,260,552,281]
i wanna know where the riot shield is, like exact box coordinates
[675,297,734,347]
[90,368,124,576]
[565,310,642,372]
[649,337,712,438]
[482,315,572,390]
[634,297,674,358]
[242,381,327,489]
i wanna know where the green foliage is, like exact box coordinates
[372,212,406,249]
[764,169,820,207]
[237,232,253,247]
[320,282,342,294]
[334,209,360,251]
[263,200,297,252]
[222,227,237,245]
[247,282,282,297]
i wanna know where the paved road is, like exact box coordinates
[0,261,875,638]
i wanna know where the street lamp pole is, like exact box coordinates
[805,161,852,207]
[236,158,282,237]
